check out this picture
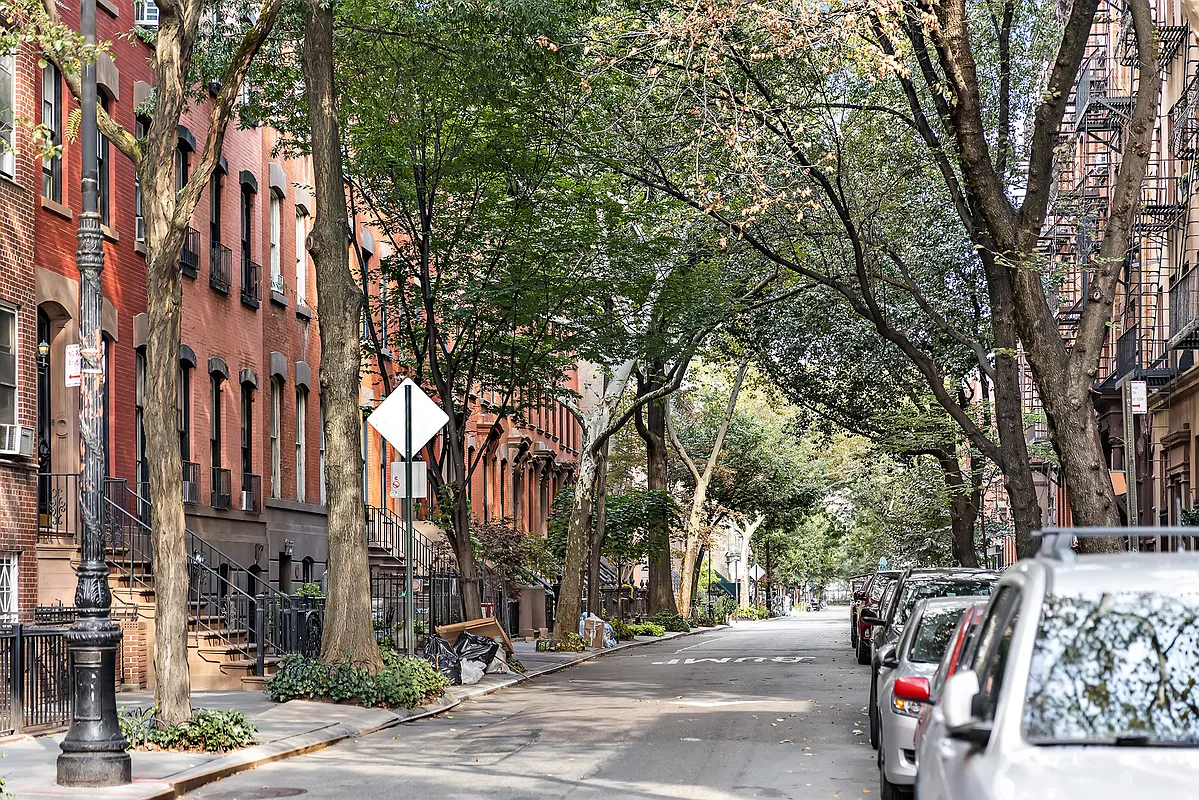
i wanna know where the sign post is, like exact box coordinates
[367,379,449,655]
[1122,379,1147,547]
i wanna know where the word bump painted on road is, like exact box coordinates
[651,656,814,665]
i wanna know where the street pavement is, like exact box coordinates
[187,609,876,800]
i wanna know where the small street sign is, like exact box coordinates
[748,565,765,581]
[390,460,428,499]
[65,344,81,387]
[1130,380,1148,414]
[367,378,449,454]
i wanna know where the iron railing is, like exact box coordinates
[182,460,200,505]
[241,473,262,514]
[1170,265,1199,349]
[37,472,79,542]
[0,623,73,736]
[366,504,437,577]
[241,256,261,308]
[211,467,232,510]
[179,227,200,278]
[209,241,232,294]
[1172,72,1199,160]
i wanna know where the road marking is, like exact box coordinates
[651,656,815,665]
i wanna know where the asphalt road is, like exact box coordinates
[189,609,876,800]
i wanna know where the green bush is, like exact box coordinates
[295,582,324,598]
[267,649,448,708]
[696,615,716,627]
[119,707,256,753]
[536,633,586,652]
[650,612,691,632]
[608,617,636,641]
[628,622,666,637]
[731,605,771,620]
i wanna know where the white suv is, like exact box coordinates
[917,529,1199,800]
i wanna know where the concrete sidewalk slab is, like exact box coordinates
[1,625,726,799]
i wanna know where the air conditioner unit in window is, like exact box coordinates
[0,424,34,459]
[134,0,159,27]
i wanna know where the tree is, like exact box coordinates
[667,355,750,615]
[302,0,381,670]
[5,0,286,724]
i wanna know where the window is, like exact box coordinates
[135,118,148,242]
[210,171,223,244]
[0,306,15,425]
[270,378,281,498]
[295,388,306,502]
[318,401,326,504]
[210,374,222,469]
[0,553,16,621]
[41,62,62,202]
[134,0,160,26]
[970,586,1022,723]
[0,48,15,178]
[135,349,147,491]
[269,192,282,292]
[178,363,192,461]
[174,144,189,195]
[241,383,253,478]
[98,97,110,226]
[295,209,307,305]
[102,337,111,477]
[380,281,389,349]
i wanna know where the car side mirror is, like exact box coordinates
[948,722,993,747]
[879,644,899,669]
[861,611,884,627]
[853,591,867,601]
[941,670,981,731]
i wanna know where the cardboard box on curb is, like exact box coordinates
[582,619,606,649]
[436,617,515,655]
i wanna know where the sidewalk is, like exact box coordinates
[1,625,725,799]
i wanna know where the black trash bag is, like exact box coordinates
[454,631,500,668]
[418,633,461,685]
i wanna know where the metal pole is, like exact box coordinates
[404,383,414,656]
[1123,379,1140,549]
[57,0,130,785]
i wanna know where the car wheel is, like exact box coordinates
[869,675,879,749]
[857,636,871,665]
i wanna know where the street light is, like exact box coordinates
[56,0,130,786]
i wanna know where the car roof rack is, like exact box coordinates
[1038,527,1197,560]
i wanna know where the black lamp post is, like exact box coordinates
[56,0,131,785]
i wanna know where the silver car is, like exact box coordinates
[876,597,975,799]
[918,529,1199,800]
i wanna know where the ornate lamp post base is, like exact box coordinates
[56,611,130,785]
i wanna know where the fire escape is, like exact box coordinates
[1168,40,1199,368]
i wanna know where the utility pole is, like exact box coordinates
[57,0,131,786]
[1122,379,1141,550]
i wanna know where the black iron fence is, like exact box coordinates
[0,623,73,736]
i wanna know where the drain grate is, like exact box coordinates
[204,788,308,800]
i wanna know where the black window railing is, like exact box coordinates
[211,467,232,510]
[182,460,200,505]
[241,256,261,308]
[241,473,262,515]
[179,227,200,279]
[209,242,232,294]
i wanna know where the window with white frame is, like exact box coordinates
[269,192,282,293]
[134,0,160,27]
[295,388,306,502]
[0,553,16,621]
[0,48,15,178]
[318,402,326,504]
[41,62,62,202]
[270,378,281,498]
[295,209,307,306]
[0,306,16,426]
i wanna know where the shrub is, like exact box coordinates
[628,622,666,637]
[119,707,256,753]
[536,633,586,652]
[696,615,716,627]
[608,617,636,641]
[650,612,691,633]
[267,649,448,709]
[295,582,324,598]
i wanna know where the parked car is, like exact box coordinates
[856,570,901,665]
[864,568,999,748]
[849,573,871,647]
[913,600,988,755]
[876,597,977,799]
[917,530,1199,800]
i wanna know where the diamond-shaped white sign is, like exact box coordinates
[367,378,449,456]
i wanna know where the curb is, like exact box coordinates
[133,625,729,800]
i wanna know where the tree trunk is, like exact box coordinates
[586,444,609,618]
[451,497,483,621]
[304,1,381,670]
[676,478,708,617]
[145,246,190,725]
[642,392,676,616]
[935,448,980,568]
[554,449,598,639]
[689,544,706,614]
[983,253,1042,558]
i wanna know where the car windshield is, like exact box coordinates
[893,578,994,628]
[908,606,968,663]
[870,575,896,602]
[1024,591,1199,746]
